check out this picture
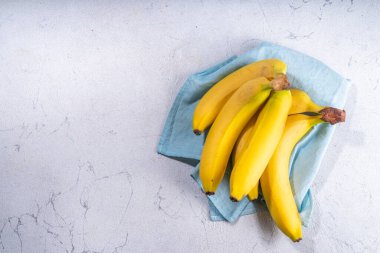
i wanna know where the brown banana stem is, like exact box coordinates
[319,107,346,125]
[271,74,290,91]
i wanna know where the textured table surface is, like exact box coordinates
[1,1,379,252]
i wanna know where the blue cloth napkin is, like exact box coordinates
[157,42,350,226]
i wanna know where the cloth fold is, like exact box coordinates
[157,42,350,225]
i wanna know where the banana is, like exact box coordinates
[229,90,292,201]
[232,115,259,201]
[235,89,320,164]
[193,59,287,135]
[247,182,259,201]
[260,109,345,242]
[237,89,344,202]
[289,89,324,114]
[233,89,323,202]
[200,75,290,194]
[232,114,257,165]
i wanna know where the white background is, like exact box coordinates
[1,1,379,252]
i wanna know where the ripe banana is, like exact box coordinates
[193,59,287,135]
[229,90,292,201]
[233,89,319,165]
[247,182,259,201]
[232,115,259,201]
[240,89,343,202]
[260,109,345,242]
[235,88,321,202]
[200,75,290,194]
[289,89,324,114]
[233,90,312,201]
[232,114,257,165]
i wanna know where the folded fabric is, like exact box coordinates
[157,42,350,225]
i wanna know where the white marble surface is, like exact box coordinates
[0,1,379,252]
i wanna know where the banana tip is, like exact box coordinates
[293,238,302,243]
[230,196,239,202]
[193,129,202,135]
[205,191,215,196]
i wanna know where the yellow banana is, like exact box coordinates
[232,114,256,165]
[260,109,345,242]
[289,89,324,114]
[239,89,343,202]
[200,75,290,194]
[193,59,287,135]
[247,182,259,201]
[229,90,292,201]
[232,115,259,201]
[233,89,320,169]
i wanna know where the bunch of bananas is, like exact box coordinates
[193,59,346,242]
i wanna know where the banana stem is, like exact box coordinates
[288,112,320,117]
[319,107,346,125]
[270,74,290,91]
[289,107,346,125]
